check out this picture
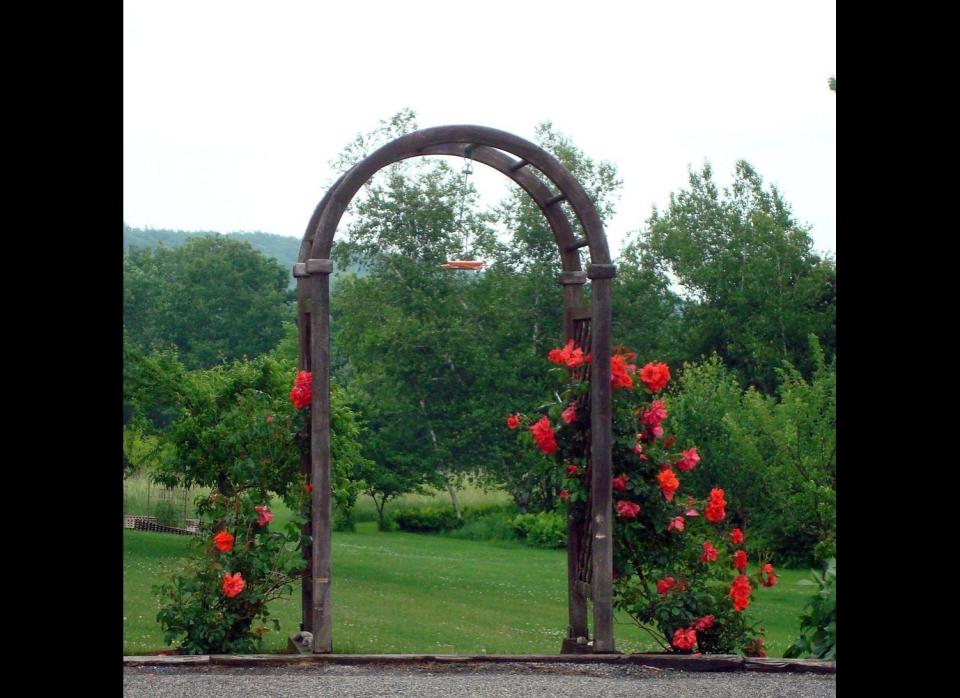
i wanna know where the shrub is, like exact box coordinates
[512,511,566,549]
[785,558,836,660]
[333,505,356,532]
[461,502,517,521]
[154,490,306,654]
[445,511,517,543]
[154,500,179,528]
[668,340,836,567]
[393,505,461,533]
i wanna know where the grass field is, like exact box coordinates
[124,510,816,657]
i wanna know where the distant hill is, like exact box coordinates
[123,225,365,288]
[124,225,302,271]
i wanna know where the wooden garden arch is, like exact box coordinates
[294,125,616,654]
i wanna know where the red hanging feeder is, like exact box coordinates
[441,153,485,271]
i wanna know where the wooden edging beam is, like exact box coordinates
[122,654,836,674]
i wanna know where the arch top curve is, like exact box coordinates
[300,125,612,268]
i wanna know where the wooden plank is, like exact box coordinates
[297,297,313,633]
[546,193,566,206]
[125,653,834,674]
[743,657,837,674]
[123,655,210,666]
[574,580,592,599]
[309,271,333,653]
[590,277,614,653]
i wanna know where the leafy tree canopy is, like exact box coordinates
[124,235,294,370]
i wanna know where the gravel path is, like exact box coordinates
[124,662,836,697]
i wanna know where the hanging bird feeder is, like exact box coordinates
[441,152,486,271]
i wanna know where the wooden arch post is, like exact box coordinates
[295,125,616,654]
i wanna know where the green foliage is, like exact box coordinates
[141,353,365,515]
[785,558,836,660]
[632,160,836,393]
[154,491,306,654]
[511,511,567,549]
[333,505,357,533]
[124,234,293,370]
[153,500,179,527]
[729,337,836,565]
[445,511,517,543]
[666,340,836,567]
[392,505,461,533]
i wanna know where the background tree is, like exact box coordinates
[634,160,836,393]
[124,235,293,370]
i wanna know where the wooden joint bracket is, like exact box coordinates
[306,259,334,275]
[586,263,617,279]
[557,271,587,286]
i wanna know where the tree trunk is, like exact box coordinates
[443,475,462,520]
[418,398,462,520]
[378,496,387,529]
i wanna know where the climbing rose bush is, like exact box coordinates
[155,488,307,654]
[508,341,775,655]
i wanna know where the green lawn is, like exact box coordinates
[124,521,815,657]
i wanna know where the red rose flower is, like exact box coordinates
[664,435,677,449]
[612,474,630,492]
[672,627,697,652]
[289,371,312,409]
[561,403,577,425]
[694,615,714,631]
[676,447,700,472]
[761,562,778,587]
[559,489,571,501]
[642,400,668,428]
[732,550,748,572]
[657,469,680,501]
[255,505,273,527]
[632,442,645,457]
[685,508,699,517]
[651,424,664,439]
[616,500,641,519]
[305,483,313,494]
[547,340,588,368]
[701,541,718,563]
[223,572,245,598]
[744,637,766,658]
[266,415,274,424]
[566,464,579,476]
[668,516,685,532]
[213,530,234,553]
[729,575,752,611]
[657,577,677,595]
[705,488,727,522]
[639,362,671,392]
[506,414,520,430]
[611,353,636,389]
[529,416,558,454]
[730,528,744,545]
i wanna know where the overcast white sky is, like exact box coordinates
[123,0,835,259]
